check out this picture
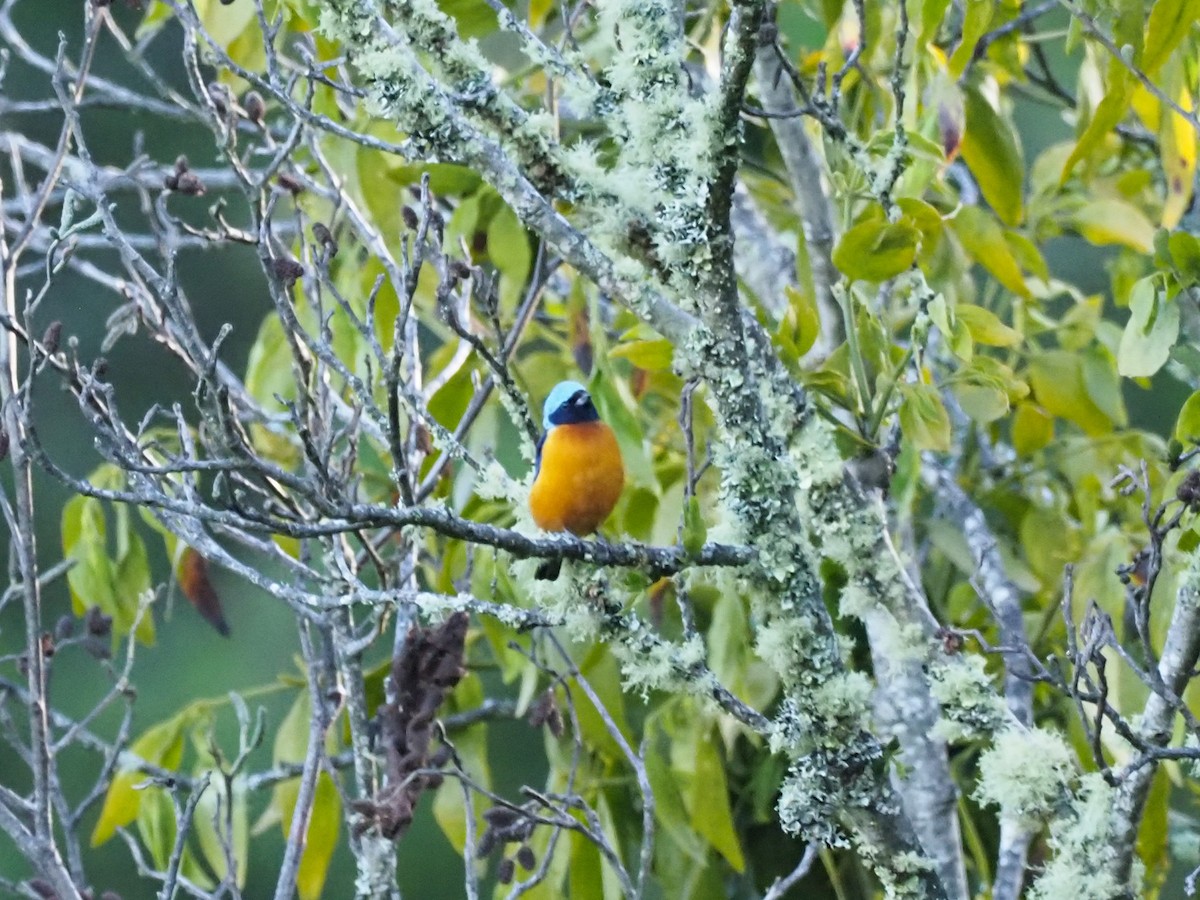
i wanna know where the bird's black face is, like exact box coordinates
[548,389,600,426]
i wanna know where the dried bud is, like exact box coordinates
[17,654,28,676]
[476,829,496,856]
[415,424,433,455]
[546,703,564,738]
[174,154,190,175]
[0,429,10,462]
[86,605,113,637]
[27,879,57,899]
[312,222,338,257]
[424,771,443,789]
[1178,469,1200,509]
[271,257,305,286]
[207,82,229,116]
[40,632,55,659]
[173,171,207,196]
[243,90,265,124]
[483,806,521,829]
[276,172,304,195]
[55,615,75,641]
[515,845,536,871]
[448,259,471,282]
[92,357,108,378]
[401,206,419,230]
[497,858,515,885]
[41,320,62,355]
[163,173,179,191]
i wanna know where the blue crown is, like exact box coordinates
[542,380,597,430]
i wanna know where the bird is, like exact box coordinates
[529,381,624,576]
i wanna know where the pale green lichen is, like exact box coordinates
[928,655,1009,742]
[1028,773,1132,900]
[976,727,1076,827]
[613,632,705,699]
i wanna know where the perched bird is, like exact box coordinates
[530,381,624,575]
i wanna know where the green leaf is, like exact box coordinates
[953,206,1030,298]
[1012,402,1054,455]
[688,727,745,872]
[1073,198,1155,252]
[955,304,1021,347]
[1027,351,1114,434]
[1061,64,1132,182]
[783,284,821,357]
[136,787,176,871]
[609,339,674,371]
[898,383,951,452]
[1118,277,1179,377]
[832,219,919,282]
[296,774,340,900]
[960,84,1025,225]
[569,827,608,900]
[948,0,993,77]
[1081,345,1128,427]
[1143,0,1200,76]
[194,774,249,888]
[1167,231,1200,284]
[487,202,532,311]
[92,717,186,846]
[952,383,1009,423]
[1174,390,1200,443]
[438,0,498,39]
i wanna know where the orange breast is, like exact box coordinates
[529,421,624,536]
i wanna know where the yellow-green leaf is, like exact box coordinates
[948,0,993,77]
[783,284,822,357]
[609,339,674,371]
[955,304,1021,347]
[1174,390,1200,444]
[1027,351,1114,435]
[1012,402,1054,455]
[953,206,1030,298]
[688,728,745,872]
[1160,76,1197,228]
[1143,0,1200,76]
[92,717,186,846]
[960,84,1025,225]
[899,383,952,452]
[1073,198,1155,252]
[682,497,706,558]
[1061,65,1131,182]
[832,219,919,283]
[1118,277,1179,377]
[296,774,340,900]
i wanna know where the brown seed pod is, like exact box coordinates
[243,91,265,123]
[41,320,62,355]
[174,171,207,196]
[271,257,305,286]
[312,222,338,257]
[515,845,536,871]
